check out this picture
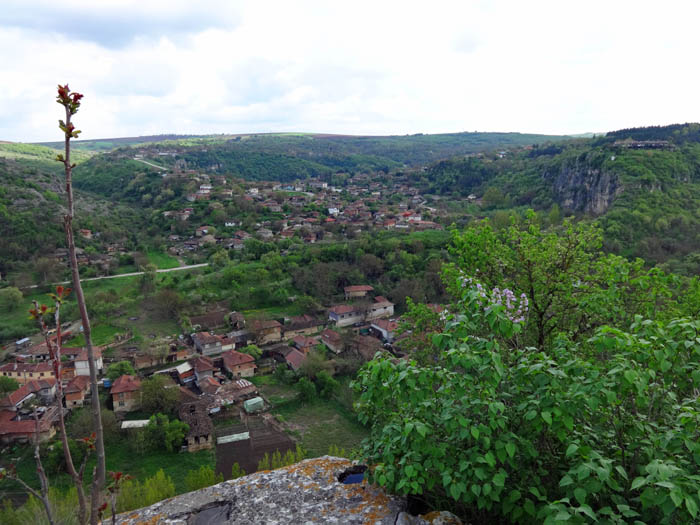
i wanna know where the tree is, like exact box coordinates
[56,85,106,522]
[185,465,224,492]
[0,286,23,312]
[296,377,316,403]
[238,344,262,360]
[141,375,180,415]
[230,463,246,479]
[354,275,700,524]
[106,361,136,382]
[143,414,188,452]
[139,264,158,294]
[0,375,19,395]
[315,370,338,399]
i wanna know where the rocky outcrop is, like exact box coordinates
[547,159,622,216]
[115,457,404,524]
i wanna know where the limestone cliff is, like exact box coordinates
[115,456,462,525]
[545,156,622,215]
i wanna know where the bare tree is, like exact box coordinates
[55,84,106,524]
[29,290,95,525]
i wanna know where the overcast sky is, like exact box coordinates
[2,1,699,142]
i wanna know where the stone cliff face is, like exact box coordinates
[115,456,463,525]
[546,159,623,216]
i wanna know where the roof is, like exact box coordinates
[62,347,102,361]
[0,406,59,436]
[344,285,374,293]
[320,329,342,344]
[110,375,141,395]
[0,383,34,408]
[190,356,214,373]
[292,335,318,348]
[192,332,221,346]
[179,402,214,438]
[200,376,221,395]
[222,350,255,369]
[176,362,193,375]
[371,319,398,332]
[250,319,282,331]
[64,376,90,394]
[285,349,307,371]
[121,420,150,429]
[328,305,357,315]
[0,361,53,374]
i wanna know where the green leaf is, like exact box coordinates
[506,442,516,458]
[562,415,574,431]
[631,477,647,490]
[560,475,574,487]
[471,426,480,440]
[686,496,699,518]
[565,444,578,457]
[574,487,587,505]
[493,472,506,487]
[541,411,552,425]
[576,504,596,520]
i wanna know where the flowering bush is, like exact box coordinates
[353,274,700,523]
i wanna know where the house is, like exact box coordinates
[366,296,395,321]
[0,382,36,411]
[0,406,60,445]
[79,229,92,239]
[64,376,91,408]
[111,375,142,413]
[283,316,324,339]
[199,376,222,396]
[62,347,104,377]
[320,329,343,354]
[179,402,214,452]
[190,356,215,384]
[221,350,256,378]
[328,305,363,328]
[370,319,399,343]
[249,320,283,346]
[0,362,55,385]
[195,226,212,237]
[344,285,374,300]
[265,344,306,372]
[348,335,384,361]
[176,362,195,384]
[291,335,318,355]
[192,332,223,356]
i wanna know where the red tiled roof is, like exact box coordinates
[0,407,58,435]
[284,349,306,371]
[328,305,356,315]
[372,319,398,332]
[250,319,282,331]
[65,376,91,394]
[0,384,33,408]
[62,347,102,361]
[292,335,318,348]
[200,376,221,395]
[320,329,341,344]
[190,356,215,372]
[0,361,53,374]
[192,332,221,345]
[222,350,255,369]
[110,375,141,394]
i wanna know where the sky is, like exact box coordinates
[2,0,700,142]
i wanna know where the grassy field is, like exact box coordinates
[255,379,369,458]
[65,324,124,346]
[146,251,180,269]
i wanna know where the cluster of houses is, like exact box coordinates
[0,282,400,447]
[0,332,105,444]
[160,172,443,255]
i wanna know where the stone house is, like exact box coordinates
[0,362,55,385]
[64,376,91,408]
[344,285,374,300]
[249,320,283,346]
[192,332,223,356]
[221,350,257,378]
[111,375,142,413]
[179,402,214,452]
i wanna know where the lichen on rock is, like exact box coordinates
[115,456,407,524]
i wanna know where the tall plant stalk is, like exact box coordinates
[55,84,106,524]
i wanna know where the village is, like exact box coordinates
[0,280,412,473]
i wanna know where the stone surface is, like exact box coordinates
[116,456,407,524]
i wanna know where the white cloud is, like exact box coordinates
[2,0,700,141]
